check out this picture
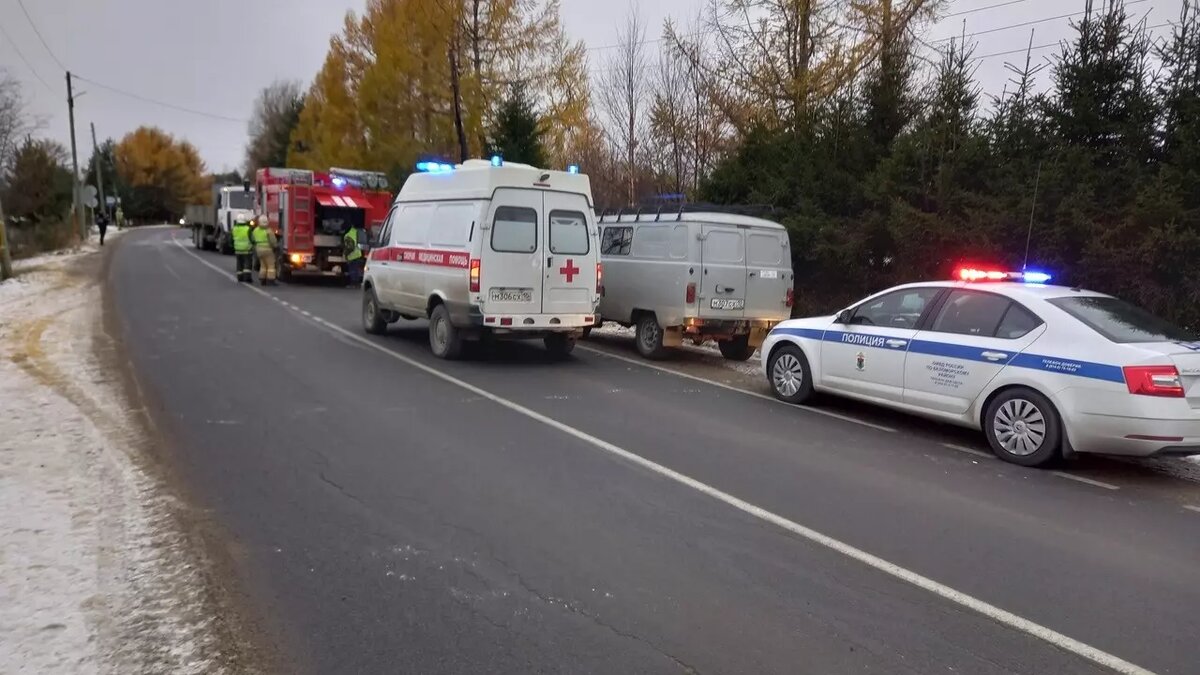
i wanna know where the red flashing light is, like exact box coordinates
[469,258,481,293]
[957,267,1009,282]
[686,282,697,304]
[1123,365,1185,398]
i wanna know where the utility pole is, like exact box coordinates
[0,193,12,280]
[90,122,106,218]
[66,71,85,242]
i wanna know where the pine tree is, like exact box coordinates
[486,83,546,168]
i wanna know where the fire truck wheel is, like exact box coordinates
[362,288,387,335]
[429,304,463,360]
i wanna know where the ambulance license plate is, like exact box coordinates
[711,298,744,310]
[490,288,533,303]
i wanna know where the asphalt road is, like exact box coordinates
[109,228,1200,675]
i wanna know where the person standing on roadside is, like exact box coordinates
[343,222,366,286]
[253,215,279,286]
[232,216,253,282]
[96,211,109,246]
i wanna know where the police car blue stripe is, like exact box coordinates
[771,328,1127,384]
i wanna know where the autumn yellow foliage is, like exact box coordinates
[289,0,588,178]
[114,126,210,215]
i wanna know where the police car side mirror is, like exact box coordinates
[835,309,852,324]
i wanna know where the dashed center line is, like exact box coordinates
[1183,505,1200,514]
[1051,472,1120,491]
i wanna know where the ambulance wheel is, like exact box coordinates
[362,288,387,335]
[429,304,463,360]
[768,344,814,404]
[635,314,668,360]
[983,387,1061,467]
[719,335,755,361]
[544,333,576,359]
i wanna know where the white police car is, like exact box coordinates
[761,269,1200,466]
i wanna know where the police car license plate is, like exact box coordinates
[490,288,533,303]
[711,298,744,310]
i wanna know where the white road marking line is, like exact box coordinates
[1050,472,1120,491]
[1182,505,1200,514]
[941,443,994,459]
[172,236,1152,675]
[578,345,897,433]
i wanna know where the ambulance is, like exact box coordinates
[361,159,601,359]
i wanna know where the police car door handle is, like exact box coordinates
[885,339,908,348]
[981,351,1009,361]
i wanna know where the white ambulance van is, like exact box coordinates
[361,159,601,359]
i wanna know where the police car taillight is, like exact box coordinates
[1123,365,1185,398]
[469,258,481,293]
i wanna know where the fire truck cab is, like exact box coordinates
[255,167,393,280]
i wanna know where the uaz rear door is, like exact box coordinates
[699,223,746,320]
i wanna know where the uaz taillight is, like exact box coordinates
[1123,365,1185,398]
[469,258,481,293]
[685,282,697,304]
[785,287,794,308]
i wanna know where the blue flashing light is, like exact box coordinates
[490,155,503,167]
[1021,270,1052,284]
[331,176,347,188]
[416,161,455,174]
[567,164,580,174]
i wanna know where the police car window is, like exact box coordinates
[851,288,939,327]
[930,290,1010,336]
[549,211,589,255]
[491,206,537,253]
[601,226,632,256]
[1047,296,1197,343]
[747,232,782,266]
[995,303,1042,339]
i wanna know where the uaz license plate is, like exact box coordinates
[710,298,744,310]
[489,288,533,303]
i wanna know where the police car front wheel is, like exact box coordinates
[983,388,1062,467]
[768,345,814,404]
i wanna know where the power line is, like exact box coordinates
[16,0,66,71]
[73,74,249,124]
[945,0,1031,19]
[932,0,1151,43]
[0,19,54,91]
[969,20,1173,61]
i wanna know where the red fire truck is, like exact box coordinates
[254,167,394,281]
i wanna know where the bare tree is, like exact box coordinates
[649,43,691,196]
[0,70,35,178]
[244,80,306,174]
[597,8,649,205]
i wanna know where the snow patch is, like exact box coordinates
[1,237,233,674]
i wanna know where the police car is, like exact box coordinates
[761,269,1200,466]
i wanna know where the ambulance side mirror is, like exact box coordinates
[835,309,852,324]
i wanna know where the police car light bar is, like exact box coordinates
[956,267,1052,284]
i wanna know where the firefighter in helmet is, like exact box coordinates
[231,216,254,282]
[252,214,279,285]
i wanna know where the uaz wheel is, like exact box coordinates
[983,387,1061,467]
[768,344,814,404]
[635,314,668,360]
[718,335,754,361]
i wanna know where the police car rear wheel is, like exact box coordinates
[984,388,1061,467]
[768,345,814,404]
[362,289,386,335]
[429,304,463,360]
[635,315,668,360]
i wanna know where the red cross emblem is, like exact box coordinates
[559,259,580,282]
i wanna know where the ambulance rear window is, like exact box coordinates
[492,206,537,253]
[550,211,589,255]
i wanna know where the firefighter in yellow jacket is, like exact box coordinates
[252,215,279,286]
[231,216,253,282]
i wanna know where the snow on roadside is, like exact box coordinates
[0,234,236,674]
[590,322,764,378]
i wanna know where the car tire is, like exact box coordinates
[362,287,387,335]
[581,326,592,339]
[767,344,814,404]
[429,304,463,360]
[718,335,755,361]
[544,333,576,358]
[635,314,668,360]
[983,387,1062,467]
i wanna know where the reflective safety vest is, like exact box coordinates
[231,223,252,254]
[344,228,363,261]
[251,225,271,249]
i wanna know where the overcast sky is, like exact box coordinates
[0,0,1182,174]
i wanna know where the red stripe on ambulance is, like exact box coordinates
[370,246,470,268]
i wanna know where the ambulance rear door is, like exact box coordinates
[542,191,597,316]
[479,189,543,316]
